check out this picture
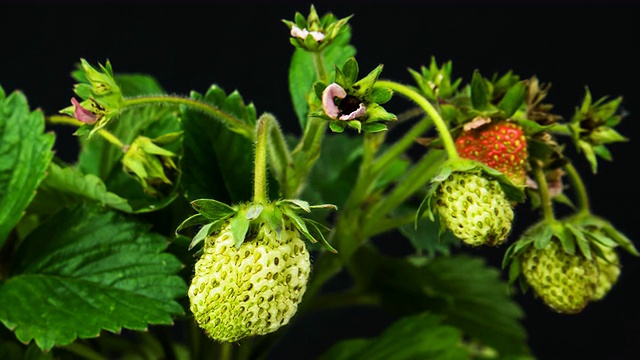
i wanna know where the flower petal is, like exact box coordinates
[290,26,309,39]
[71,98,97,125]
[322,83,346,119]
[339,103,367,121]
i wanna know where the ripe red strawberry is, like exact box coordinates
[455,120,528,186]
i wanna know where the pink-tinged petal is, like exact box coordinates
[71,98,97,125]
[309,30,325,41]
[290,26,310,39]
[322,83,346,119]
[339,103,367,121]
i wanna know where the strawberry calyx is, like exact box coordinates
[176,198,337,253]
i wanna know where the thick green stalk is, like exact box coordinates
[564,162,590,215]
[375,80,458,160]
[253,114,273,204]
[532,160,557,223]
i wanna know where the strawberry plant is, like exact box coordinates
[0,4,637,360]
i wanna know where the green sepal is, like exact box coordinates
[335,57,359,89]
[370,86,393,104]
[366,103,397,123]
[351,64,384,100]
[175,213,209,235]
[280,206,317,244]
[347,120,362,133]
[230,208,251,249]
[246,203,264,220]
[362,122,388,133]
[497,81,526,118]
[188,217,229,250]
[330,121,346,133]
[313,81,328,102]
[190,198,237,222]
[305,218,337,253]
[470,70,489,111]
[566,223,592,260]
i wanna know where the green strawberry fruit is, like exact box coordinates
[593,246,621,301]
[435,172,514,246]
[522,240,598,313]
[188,220,311,342]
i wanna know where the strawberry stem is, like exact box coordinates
[253,113,273,204]
[122,95,254,139]
[532,160,557,223]
[46,115,126,150]
[564,162,590,216]
[374,80,459,160]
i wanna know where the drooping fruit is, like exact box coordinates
[188,220,311,342]
[455,121,528,186]
[435,172,514,246]
[593,246,621,301]
[521,240,598,314]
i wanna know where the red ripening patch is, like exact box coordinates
[455,121,528,185]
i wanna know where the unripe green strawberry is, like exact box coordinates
[188,220,310,342]
[455,121,528,186]
[435,172,514,246]
[521,240,598,313]
[593,246,621,301]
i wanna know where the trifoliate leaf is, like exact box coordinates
[0,204,186,351]
[319,313,469,360]
[28,162,132,215]
[0,89,55,247]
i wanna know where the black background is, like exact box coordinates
[1,1,639,359]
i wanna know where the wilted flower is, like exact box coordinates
[121,132,182,196]
[282,5,352,52]
[70,98,97,125]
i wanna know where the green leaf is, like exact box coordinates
[28,161,132,215]
[0,204,186,351]
[0,90,55,247]
[319,313,469,360]
[376,254,530,356]
[288,30,356,128]
[180,86,255,204]
[400,212,458,257]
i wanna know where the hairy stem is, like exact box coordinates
[253,114,273,204]
[47,115,126,150]
[122,95,253,139]
[375,80,458,160]
[533,160,557,223]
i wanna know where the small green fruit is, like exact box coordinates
[436,172,514,246]
[522,240,598,314]
[188,220,310,342]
